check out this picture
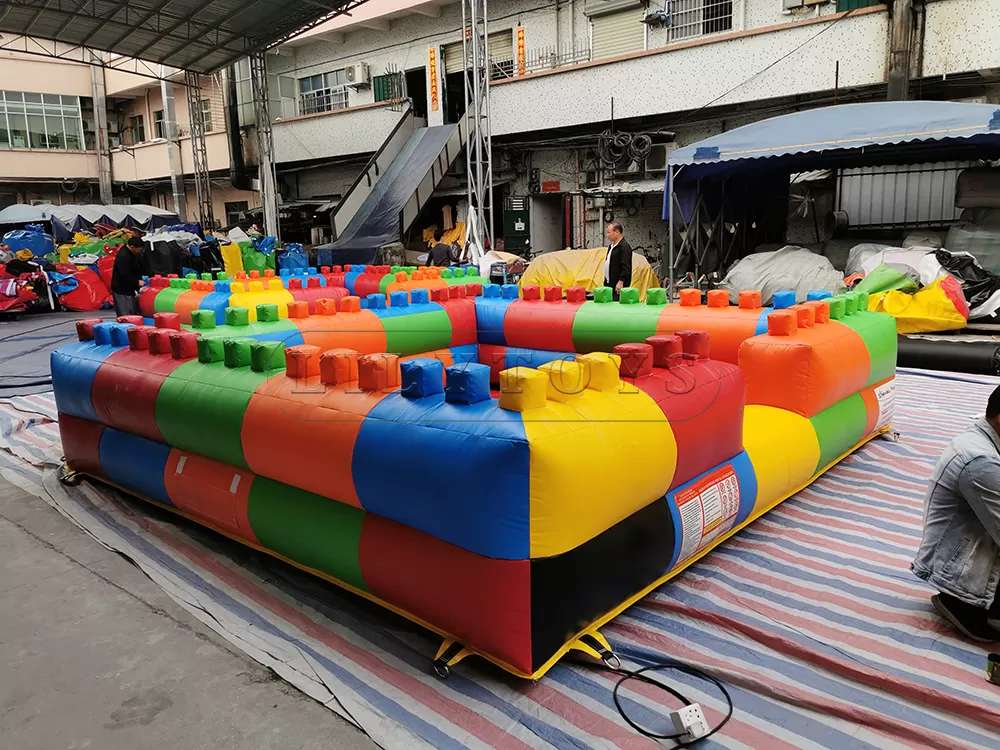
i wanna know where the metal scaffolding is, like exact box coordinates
[250,51,280,241]
[460,0,494,263]
[184,71,215,230]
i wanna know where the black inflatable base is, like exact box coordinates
[897,335,1000,375]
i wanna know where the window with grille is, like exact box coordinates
[153,109,165,139]
[198,99,213,132]
[126,115,145,145]
[373,72,404,103]
[0,91,85,150]
[298,70,349,115]
[666,0,734,43]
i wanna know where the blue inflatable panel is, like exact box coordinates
[354,392,530,559]
[98,427,172,506]
[247,327,305,347]
[50,340,120,422]
[663,450,758,573]
[343,271,364,294]
[504,346,576,371]
[449,343,479,365]
[369,301,445,319]
[754,307,774,335]
[474,296,514,346]
[198,292,233,324]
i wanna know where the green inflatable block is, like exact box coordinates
[256,303,280,323]
[593,287,613,304]
[247,477,370,592]
[155,359,274,469]
[619,288,640,305]
[197,337,225,364]
[185,273,197,279]
[190,309,216,330]
[250,341,285,373]
[382,309,452,356]
[844,294,858,316]
[572,300,661,353]
[439,268,454,279]
[809,392,868,473]
[226,306,250,327]
[390,265,402,274]
[453,268,467,278]
[224,337,254,368]
[646,288,667,305]
[828,296,847,320]
[216,271,229,280]
[200,273,213,281]
[854,291,870,311]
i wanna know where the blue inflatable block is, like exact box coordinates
[308,267,317,274]
[366,293,387,310]
[401,358,445,399]
[504,346,576,371]
[483,284,501,299]
[98,427,172,506]
[445,362,490,404]
[359,297,368,309]
[502,284,519,300]
[754,308,774,335]
[772,290,796,309]
[389,290,409,307]
[370,301,444,319]
[807,290,833,301]
[354,393,529,559]
[411,288,429,305]
[474,296,514,346]
[663,450,758,573]
[199,291,232,324]
[109,324,133,348]
[50,341,119,422]
[449,343,479,365]
[279,269,291,277]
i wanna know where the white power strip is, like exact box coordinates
[670,703,710,742]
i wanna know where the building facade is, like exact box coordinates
[262,0,1000,251]
[0,49,257,227]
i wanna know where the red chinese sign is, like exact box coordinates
[517,27,526,76]
[428,47,439,112]
[541,180,560,193]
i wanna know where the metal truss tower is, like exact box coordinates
[184,71,215,230]
[460,0,494,263]
[250,52,280,242]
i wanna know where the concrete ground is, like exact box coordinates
[0,477,378,749]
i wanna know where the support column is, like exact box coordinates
[184,71,215,229]
[250,52,280,242]
[160,73,187,219]
[887,0,914,101]
[461,0,494,263]
[89,61,113,204]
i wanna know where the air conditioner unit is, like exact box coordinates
[644,143,676,173]
[109,136,121,148]
[346,62,370,87]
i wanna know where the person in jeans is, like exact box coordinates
[913,384,1000,641]
[111,236,146,317]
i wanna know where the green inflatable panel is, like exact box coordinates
[378,274,395,295]
[155,358,277,469]
[184,317,302,343]
[444,273,489,287]
[382,308,452,355]
[153,285,186,313]
[247,477,370,592]
[809,392,868,473]
[836,309,897,387]
[571,299,661,353]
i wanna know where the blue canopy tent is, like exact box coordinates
[662,101,1000,288]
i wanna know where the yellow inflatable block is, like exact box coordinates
[221,242,245,275]
[522,376,676,558]
[575,352,623,392]
[498,367,548,412]
[228,279,294,322]
[743,405,820,518]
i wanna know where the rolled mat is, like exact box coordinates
[897,335,1000,375]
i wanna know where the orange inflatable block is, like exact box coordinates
[738,310,871,418]
[291,298,388,354]
[164,449,257,543]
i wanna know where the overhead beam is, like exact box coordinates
[360,19,391,31]
[413,4,442,18]
[98,0,180,51]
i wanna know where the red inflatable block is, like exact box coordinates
[521,285,540,301]
[117,315,143,326]
[441,298,477,346]
[76,318,103,342]
[448,285,466,299]
[249,270,260,279]
[169,331,200,360]
[566,286,587,303]
[288,278,303,290]
[543,286,562,301]
[676,330,710,359]
[466,283,483,297]
[647,334,682,367]
[614,343,654,379]
[153,312,181,331]
[58,413,105,476]
[91,348,188,441]
[359,514,531,674]
[147,329,174,356]
[430,287,449,304]
[164,450,257,544]
[127,325,155,351]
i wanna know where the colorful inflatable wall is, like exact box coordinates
[53,282,896,679]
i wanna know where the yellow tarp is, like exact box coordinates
[867,276,969,333]
[518,248,660,300]
[221,241,245,275]
[422,223,467,248]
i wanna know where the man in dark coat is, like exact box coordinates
[603,221,632,298]
[111,236,146,317]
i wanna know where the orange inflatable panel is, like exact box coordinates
[655,289,766,364]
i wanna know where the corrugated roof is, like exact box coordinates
[0,0,370,74]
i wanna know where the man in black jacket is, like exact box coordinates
[603,221,632,298]
[425,228,453,267]
[111,236,146,317]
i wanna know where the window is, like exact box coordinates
[590,8,646,60]
[126,115,145,145]
[298,70,349,115]
[198,99,213,133]
[372,73,404,103]
[225,200,250,227]
[666,0,733,42]
[153,109,165,139]
[233,58,296,125]
[0,91,85,150]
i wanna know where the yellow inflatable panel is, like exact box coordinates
[228,279,294,321]
[743,404,820,518]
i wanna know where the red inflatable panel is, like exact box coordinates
[91,348,187,442]
[441,298,477,346]
[359,514,532,674]
[58,413,105,476]
[478,343,509,384]
[628,351,746,489]
[503,297,581,352]
[352,272,384,299]
[164,450,257,544]
[289,284,348,314]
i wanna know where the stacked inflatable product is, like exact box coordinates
[53,282,896,678]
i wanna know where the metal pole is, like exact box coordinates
[668,164,676,298]
[250,52,280,242]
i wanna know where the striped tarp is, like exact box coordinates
[1,370,999,749]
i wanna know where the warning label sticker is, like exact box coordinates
[874,379,896,432]
[674,464,741,564]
